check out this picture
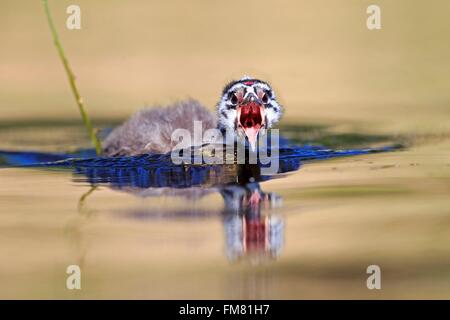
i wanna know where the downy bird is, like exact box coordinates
[102,77,283,156]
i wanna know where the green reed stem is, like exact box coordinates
[42,0,102,155]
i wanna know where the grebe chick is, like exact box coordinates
[102,77,282,156]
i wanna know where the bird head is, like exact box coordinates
[217,77,282,151]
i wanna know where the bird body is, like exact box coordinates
[102,77,282,156]
[103,100,216,156]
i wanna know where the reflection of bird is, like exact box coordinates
[102,77,283,156]
[221,183,284,262]
[72,161,286,262]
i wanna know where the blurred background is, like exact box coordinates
[1,0,449,131]
[0,0,449,299]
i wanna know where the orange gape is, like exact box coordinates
[238,102,264,150]
[239,102,263,129]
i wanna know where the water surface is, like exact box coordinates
[1,122,449,299]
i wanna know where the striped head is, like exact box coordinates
[217,77,282,150]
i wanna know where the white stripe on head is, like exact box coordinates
[226,82,273,97]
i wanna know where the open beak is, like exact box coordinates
[237,94,266,151]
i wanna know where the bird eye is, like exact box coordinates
[262,93,269,104]
[230,93,238,105]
